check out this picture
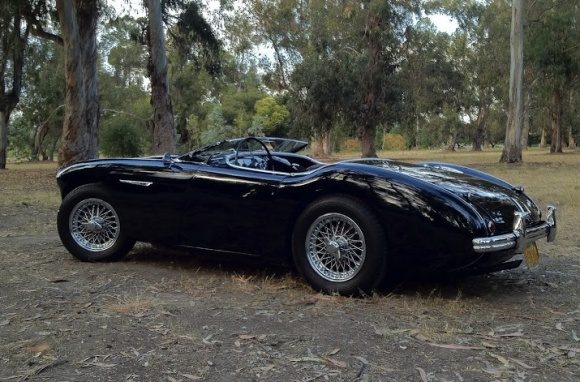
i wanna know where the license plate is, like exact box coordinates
[524,242,540,267]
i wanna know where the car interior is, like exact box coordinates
[186,137,325,174]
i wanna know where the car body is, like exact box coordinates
[56,137,557,294]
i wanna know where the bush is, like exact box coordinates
[341,138,359,152]
[382,133,406,150]
[101,119,143,157]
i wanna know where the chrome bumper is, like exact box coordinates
[473,205,557,254]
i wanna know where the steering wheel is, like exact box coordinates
[234,137,273,169]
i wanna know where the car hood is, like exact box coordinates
[350,159,541,232]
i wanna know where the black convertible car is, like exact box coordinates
[56,137,557,294]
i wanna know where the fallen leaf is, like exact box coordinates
[321,356,347,368]
[488,353,510,367]
[416,367,428,382]
[25,342,50,354]
[428,343,484,350]
[495,330,524,338]
[556,323,564,331]
[353,356,368,365]
[481,367,503,377]
[572,330,580,342]
[0,375,23,380]
[178,374,202,381]
[510,358,536,369]
[327,348,340,356]
[202,334,221,345]
[85,362,117,368]
[23,314,42,322]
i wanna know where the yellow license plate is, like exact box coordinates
[524,243,540,267]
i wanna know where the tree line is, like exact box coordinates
[0,0,578,169]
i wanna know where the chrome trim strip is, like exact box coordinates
[473,205,557,253]
[119,179,153,187]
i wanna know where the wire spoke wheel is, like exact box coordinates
[69,198,120,252]
[306,213,367,282]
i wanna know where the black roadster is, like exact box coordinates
[56,137,557,294]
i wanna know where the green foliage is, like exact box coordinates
[100,117,144,157]
[382,133,407,151]
[7,0,579,162]
[252,96,290,136]
[200,105,235,144]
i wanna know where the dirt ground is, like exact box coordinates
[1,150,579,382]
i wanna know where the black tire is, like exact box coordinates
[57,183,135,262]
[292,195,387,295]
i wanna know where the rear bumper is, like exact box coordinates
[472,205,557,254]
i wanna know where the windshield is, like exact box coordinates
[180,137,308,161]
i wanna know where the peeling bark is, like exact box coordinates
[521,88,531,149]
[500,0,524,163]
[56,0,99,167]
[321,131,332,156]
[361,122,377,158]
[0,112,7,169]
[550,89,563,153]
[146,0,176,154]
[0,8,29,169]
[472,107,486,151]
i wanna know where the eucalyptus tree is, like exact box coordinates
[0,1,30,169]
[287,0,349,155]
[399,20,463,148]
[144,0,175,153]
[527,0,579,153]
[54,0,100,166]
[141,0,220,153]
[500,0,525,163]
[341,0,417,157]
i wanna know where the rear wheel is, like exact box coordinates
[57,184,135,262]
[292,196,386,295]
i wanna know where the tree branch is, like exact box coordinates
[22,5,63,46]
[29,23,63,45]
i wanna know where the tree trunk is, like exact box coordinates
[56,0,99,167]
[540,111,548,148]
[0,112,7,169]
[146,0,176,154]
[521,88,531,149]
[472,107,486,151]
[361,123,377,158]
[310,134,323,157]
[446,131,456,151]
[500,0,524,163]
[322,131,332,156]
[0,9,29,169]
[550,88,563,153]
[568,127,576,148]
[78,0,99,157]
[569,91,577,148]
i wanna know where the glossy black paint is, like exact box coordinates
[56,146,544,273]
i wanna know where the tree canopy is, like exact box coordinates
[1,0,578,166]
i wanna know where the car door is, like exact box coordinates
[107,159,199,244]
[181,165,291,256]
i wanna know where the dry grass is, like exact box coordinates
[104,293,159,315]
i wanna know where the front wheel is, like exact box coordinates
[292,196,387,295]
[57,184,135,262]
